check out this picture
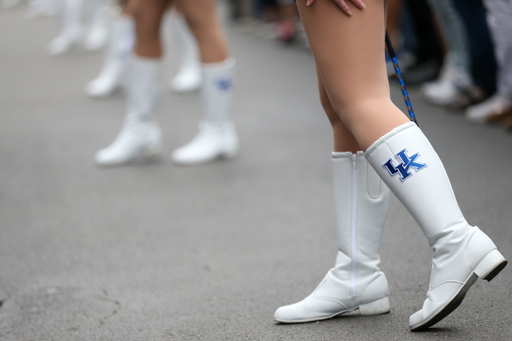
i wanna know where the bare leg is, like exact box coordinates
[297,0,409,150]
[95,0,173,165]
[171,0,238,165]
[133,0,173,58]
[317,70,361,153]
[178,0,229,63]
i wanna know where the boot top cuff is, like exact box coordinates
[364,122,417,159]
[202,57,236,72]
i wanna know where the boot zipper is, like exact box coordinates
[351,154,358,297]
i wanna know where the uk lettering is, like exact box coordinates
[382,149,427,182]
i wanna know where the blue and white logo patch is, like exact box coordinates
[214,76,233,92]
[382,148,427,182]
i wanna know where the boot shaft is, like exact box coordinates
[365,122,470,249]
[126,56,163,122]
[201,58,235,125]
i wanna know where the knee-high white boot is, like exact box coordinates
[365,122,507,330]
[48,0,83,55]
[169,13,202,93]
[86,11,134,98]
[95,56,163,166]
[171,57,239,165]
[26,0,61,18]
[274,152,391,323]
[83,0,109,51]
[2,0,20,9]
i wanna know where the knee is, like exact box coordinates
[331,96,394,123]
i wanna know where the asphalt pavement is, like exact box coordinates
[1,4,511,341]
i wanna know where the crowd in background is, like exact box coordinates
[3,0,512,131]
[229,0,512,130]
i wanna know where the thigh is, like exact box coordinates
[296,0,390,112]
[177,0,229,63]
[177,0,218,31]
[132,0,173,57]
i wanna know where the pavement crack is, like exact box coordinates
[98,289,121,326]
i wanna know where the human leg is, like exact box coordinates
[421,0,473,106]
[452,0,497,98]
[96,0,173,166]
[295,0,506,329]
[171,0,239,165]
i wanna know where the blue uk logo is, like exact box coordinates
[382,148,427,182]
[215,77,233,92]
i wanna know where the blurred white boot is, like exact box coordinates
[26,0,61,18]
[171,58,239,165]
[83,0,108,51]
[95,56,163,166]
[274,152,391,323]
[48,0,83,55]
[2,0,20,9]
[169,13,202,93]
[86,12,134,98]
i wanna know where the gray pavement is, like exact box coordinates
[1,4,512,341]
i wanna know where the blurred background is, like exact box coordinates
[1,0,511,340]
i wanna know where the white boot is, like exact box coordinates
[274,152,391,323]
[48,0,83,55]
[86,12,134,98]
[2,0,20,9]
[95,56,163,166]
[171,58,239,165]
[83,0,109,51]
[26,0,61,18]
[365,122,507,330]
[169,13,202,93]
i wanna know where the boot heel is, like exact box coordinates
[474,249,508,282]
[359,297,390,316]
[219,146,239,160]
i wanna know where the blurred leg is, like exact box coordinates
[171,0,239,165]
[178,0,229,63]
[133,0,172,58]
[95,0,174,166]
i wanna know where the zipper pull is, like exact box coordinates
[352,154,357,168]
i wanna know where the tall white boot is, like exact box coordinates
[171,58,239,165]
[26,0,61,18]
[274,152,391,323]
[2,0,20,9]
[169,13,202,93]
[86,12,134,98]
[95,56,163,166]
[83,0,109,51]
[48,0,83,55]
[365,122,507,330]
